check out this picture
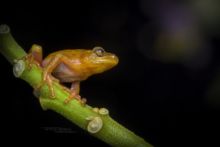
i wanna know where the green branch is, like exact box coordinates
[0,24,153,147]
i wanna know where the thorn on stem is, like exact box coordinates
[99,108,109,115]
[92,107,109,115]
[87,116,103,134]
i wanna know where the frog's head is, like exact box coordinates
[84,47,119,74]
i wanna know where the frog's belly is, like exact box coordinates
[52,63,80,82]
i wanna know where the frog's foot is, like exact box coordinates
[33,74,59,99]
[64,91,81,104]
[64,92,87,106]
[33,75,55,99]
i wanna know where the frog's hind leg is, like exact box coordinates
[64,82,87,105]
[29,44,43,64]
[64,81,81,103]
[24,44,43,69]
[22,44,44,97]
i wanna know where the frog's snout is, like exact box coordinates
[111,54,119,65]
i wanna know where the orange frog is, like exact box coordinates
[28,44,119,103]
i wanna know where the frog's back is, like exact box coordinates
[47,49,90,58]
[42,49,90,67]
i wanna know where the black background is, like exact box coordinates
[0,0,220,146]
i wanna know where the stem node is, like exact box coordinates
[13,59,25,77]
[0,24,10,34]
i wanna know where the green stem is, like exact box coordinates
[0,24,153,147]
[0,25,26,63]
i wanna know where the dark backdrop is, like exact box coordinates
[0,0,219,146]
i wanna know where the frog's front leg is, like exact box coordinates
[42,54,81,100]
[42,54,67,98]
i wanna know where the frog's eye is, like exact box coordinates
[93,47,105,57]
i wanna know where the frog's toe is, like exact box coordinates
[80,98,87,106]
[42,74,56,98]
[43,72,48,81]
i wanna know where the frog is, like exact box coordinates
[27,44,119,104]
